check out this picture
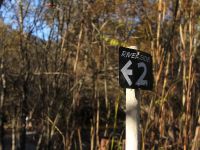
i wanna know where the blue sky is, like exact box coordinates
[0,0,51,40]
[0,0,141,41]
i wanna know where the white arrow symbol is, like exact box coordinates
[121,60,133,86]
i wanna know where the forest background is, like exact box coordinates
[0,0,200,150]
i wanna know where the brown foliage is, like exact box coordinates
[0,0,199,149]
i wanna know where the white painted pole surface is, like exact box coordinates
[126,46,140,150]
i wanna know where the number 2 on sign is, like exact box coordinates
[136,62,148,86]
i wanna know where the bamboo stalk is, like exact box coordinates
[96,92,100,149]
[156,0,162,48]
[73,25,83,73]
[184,7,194,149]
[77,128,83,150]
[0,56,6,150]
[90,125,95,150]
[11,115,16,150]
[159,53,171,138]
[103,41,110,137]
[192,116,200,150]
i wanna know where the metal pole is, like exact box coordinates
[126,46,140,150]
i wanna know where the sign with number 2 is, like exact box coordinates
[119,47,153,90]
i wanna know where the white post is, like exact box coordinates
[126,46,140,150]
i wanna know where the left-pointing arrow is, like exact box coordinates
[121,60,133,86]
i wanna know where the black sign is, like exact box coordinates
[119,47,153,90]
